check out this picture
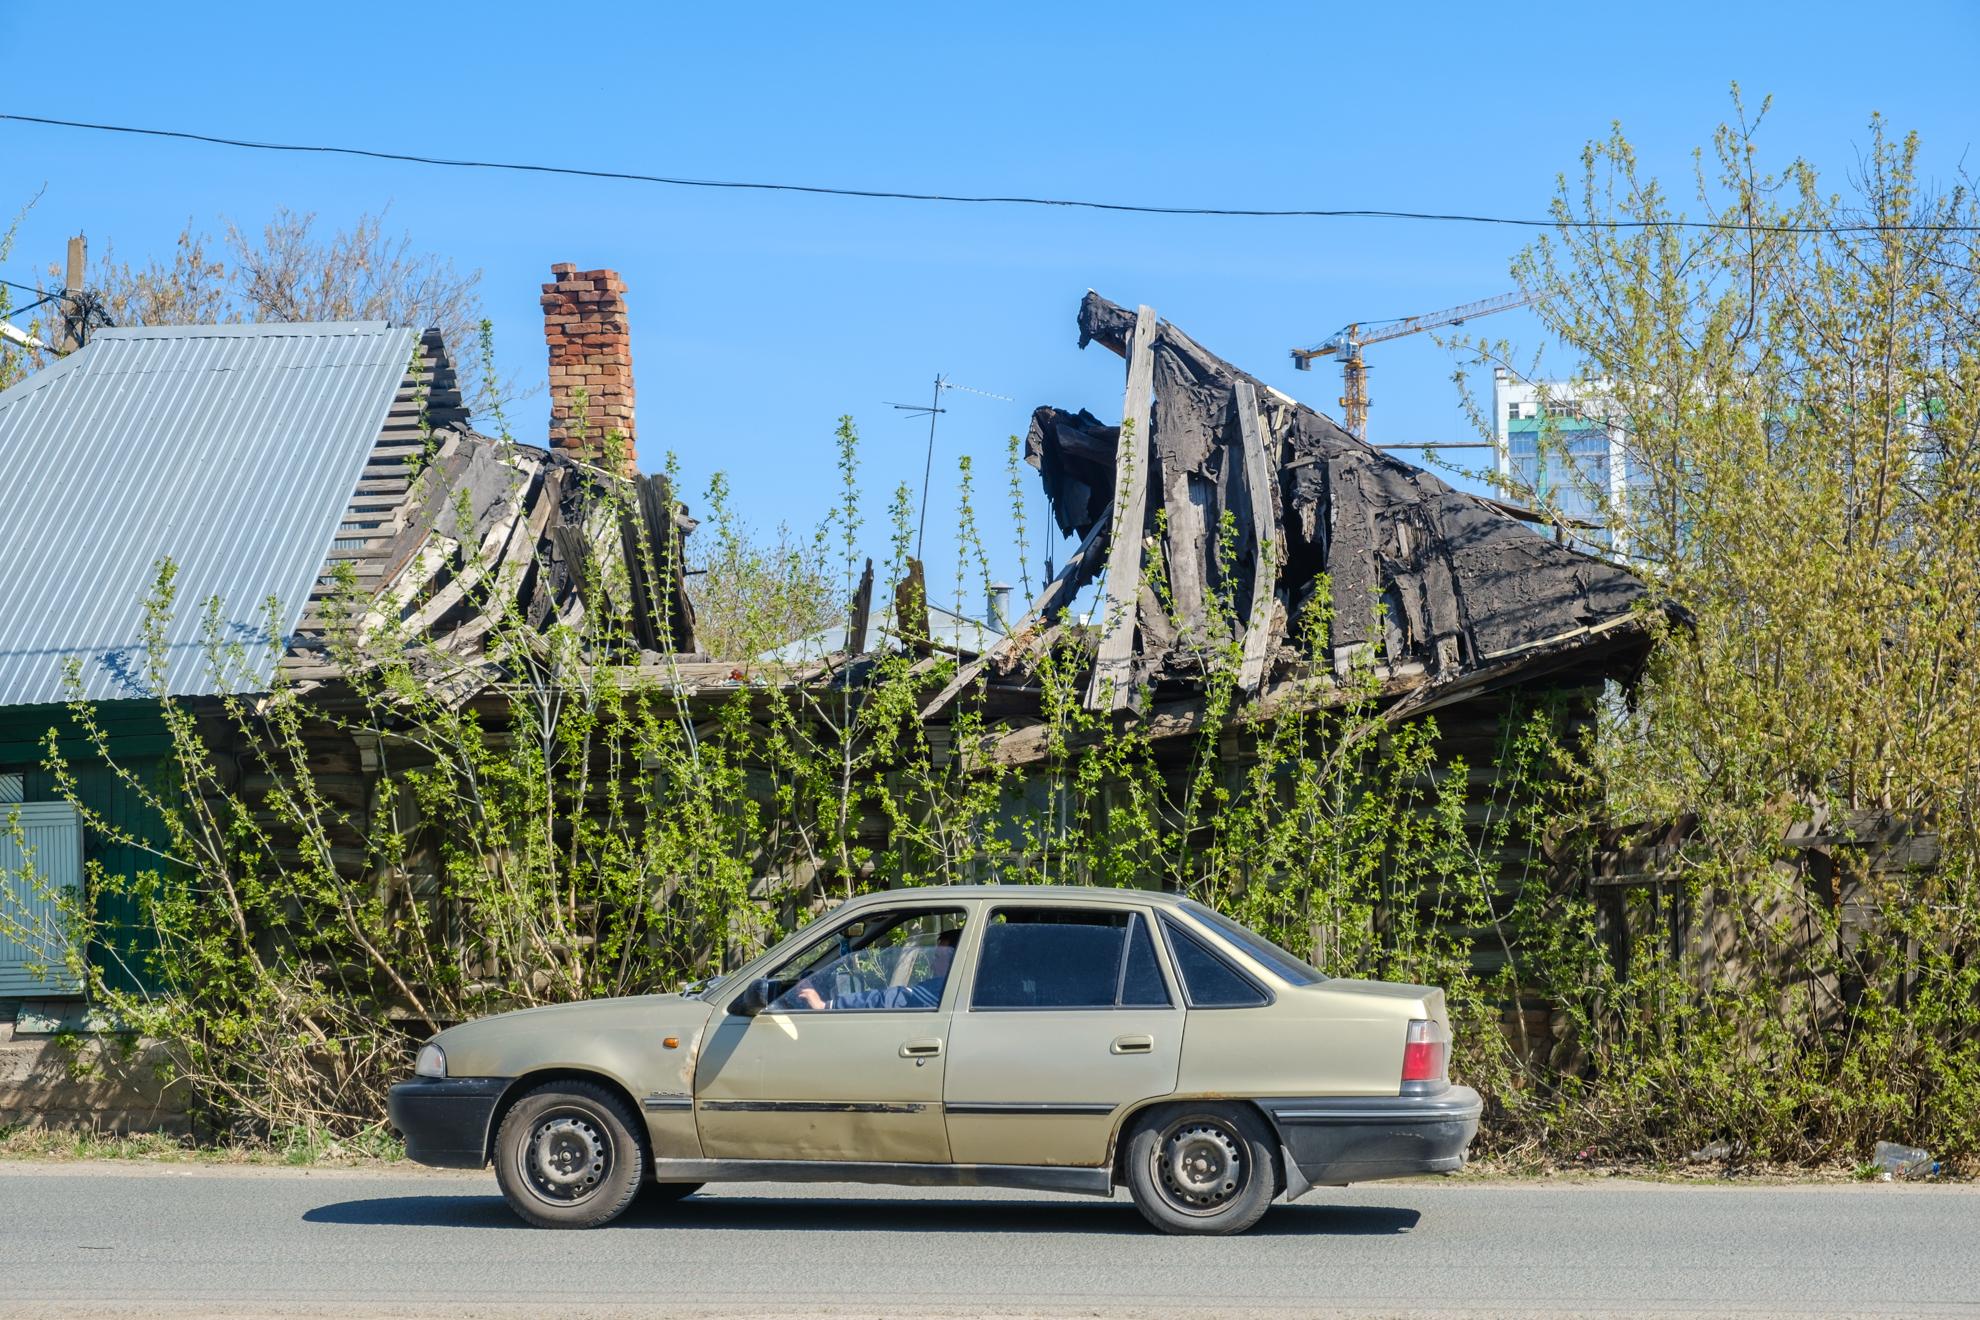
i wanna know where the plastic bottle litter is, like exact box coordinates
[1871,1141,1939,1180]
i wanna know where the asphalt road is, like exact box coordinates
[1,1162,1975,1319]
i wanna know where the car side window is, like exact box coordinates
[1161,918,1270,1008]
[1119,913,1171,1007]
[972,907,1173,1010]
[763,907,966,1013]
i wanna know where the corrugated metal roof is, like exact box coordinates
[759,602,993,663]
[0,322,416,706]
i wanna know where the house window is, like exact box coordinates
[0,773,21,803]
[0,800,85,995]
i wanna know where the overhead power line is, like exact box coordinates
[3,112,1974,235]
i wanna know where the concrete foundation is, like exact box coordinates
[0,1002,189,1135]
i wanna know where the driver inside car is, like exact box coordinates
[792,928,959,1011]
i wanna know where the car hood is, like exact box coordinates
[446,991,693,1031]
[429,992,716,1083]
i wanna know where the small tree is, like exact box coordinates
[1460,91,1980,1161]
[686,474,840,662]
[78,205,513,411]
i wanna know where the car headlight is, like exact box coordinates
[414,1042,447,1079]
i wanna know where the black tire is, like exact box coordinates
[1123,1102,1278,1236]
[641,1179,704,1205]
[493,1081,648,1229]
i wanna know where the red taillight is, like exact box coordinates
[1402,1018,1448,1082]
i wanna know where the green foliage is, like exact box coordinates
[686,472,839,662]
[0,193,49,390]
[4,99,1972,1168]
[6,409,1582,1147]
[1452,92,1980,1164]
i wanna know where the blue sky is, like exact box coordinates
[4,1,1975,607]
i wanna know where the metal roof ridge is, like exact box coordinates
[92,321,399,340]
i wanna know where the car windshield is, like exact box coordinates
[1180,901,1325,985]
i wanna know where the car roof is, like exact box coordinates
[835,884,1192,911]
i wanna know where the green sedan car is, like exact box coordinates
[387,885,1480,1235]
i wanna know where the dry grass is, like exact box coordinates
[1458,1152,1972,1184]
[0,1122,406,1167]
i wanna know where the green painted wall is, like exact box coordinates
[0,702,174,995]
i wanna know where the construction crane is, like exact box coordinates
[1290,290,1535,441]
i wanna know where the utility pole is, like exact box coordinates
[888,374,1016,562]
[57,235,85,352]
[905,374,946,561]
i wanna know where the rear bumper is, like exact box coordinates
[386,1077,510,1169]
[1259,1086,1482,1189]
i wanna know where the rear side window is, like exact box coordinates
[1161,919,1270,1008]
[972,908,1174,1009]
[1180,901,1325,986]
[1119,915,1170,1007]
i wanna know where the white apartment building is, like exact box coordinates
[1491,367,1630,556]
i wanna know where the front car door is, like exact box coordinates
[942,902,1183,1167]
[694,904,969,1163]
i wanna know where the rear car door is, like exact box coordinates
[695,905,967,1163]
[942,904,1181,1167]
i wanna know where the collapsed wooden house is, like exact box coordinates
[0,275,1652,1029]
[918,291,1651,766]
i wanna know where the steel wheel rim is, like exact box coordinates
[1153,1118,1247,1216]
[521,1107,614,1207]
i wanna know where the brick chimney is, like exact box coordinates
[541,263,636,469]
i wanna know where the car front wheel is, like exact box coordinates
[493,1081,648,1229]
[1123,1103,1278,1236]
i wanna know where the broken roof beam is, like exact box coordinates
[1084,304,1157,713]
[621,474,698,656]
[919,499,1112,720]
[1233,380,1278,693]
[847,557,875,655]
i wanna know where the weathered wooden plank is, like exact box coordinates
[848,558,875,656]
[429,467,559,655]
[640,474,696,653]
[372,433,472,588]
[401,498,527,636]
[1234,379,1277,693]
[894,558,931,654]
[1084,304,1157,712]
[1160,475,1207,641]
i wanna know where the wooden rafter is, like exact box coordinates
[1234,379,1278,694]
[918,500,1112,720]
[1083,304,1157,712]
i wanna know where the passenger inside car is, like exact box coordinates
[792,927,959,1011]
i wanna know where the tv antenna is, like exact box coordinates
[889,374,1014,559]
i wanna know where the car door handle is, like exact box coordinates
[900,1038,944,1059]
[1111,1034,1155,1055]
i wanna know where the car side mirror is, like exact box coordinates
[729,978,777,1018]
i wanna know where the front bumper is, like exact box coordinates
[1259,1086,1482,1189]
[386,1077,510,1169]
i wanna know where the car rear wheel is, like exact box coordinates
[493,1081,647,1229]
[1124,1103,1277,1236]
